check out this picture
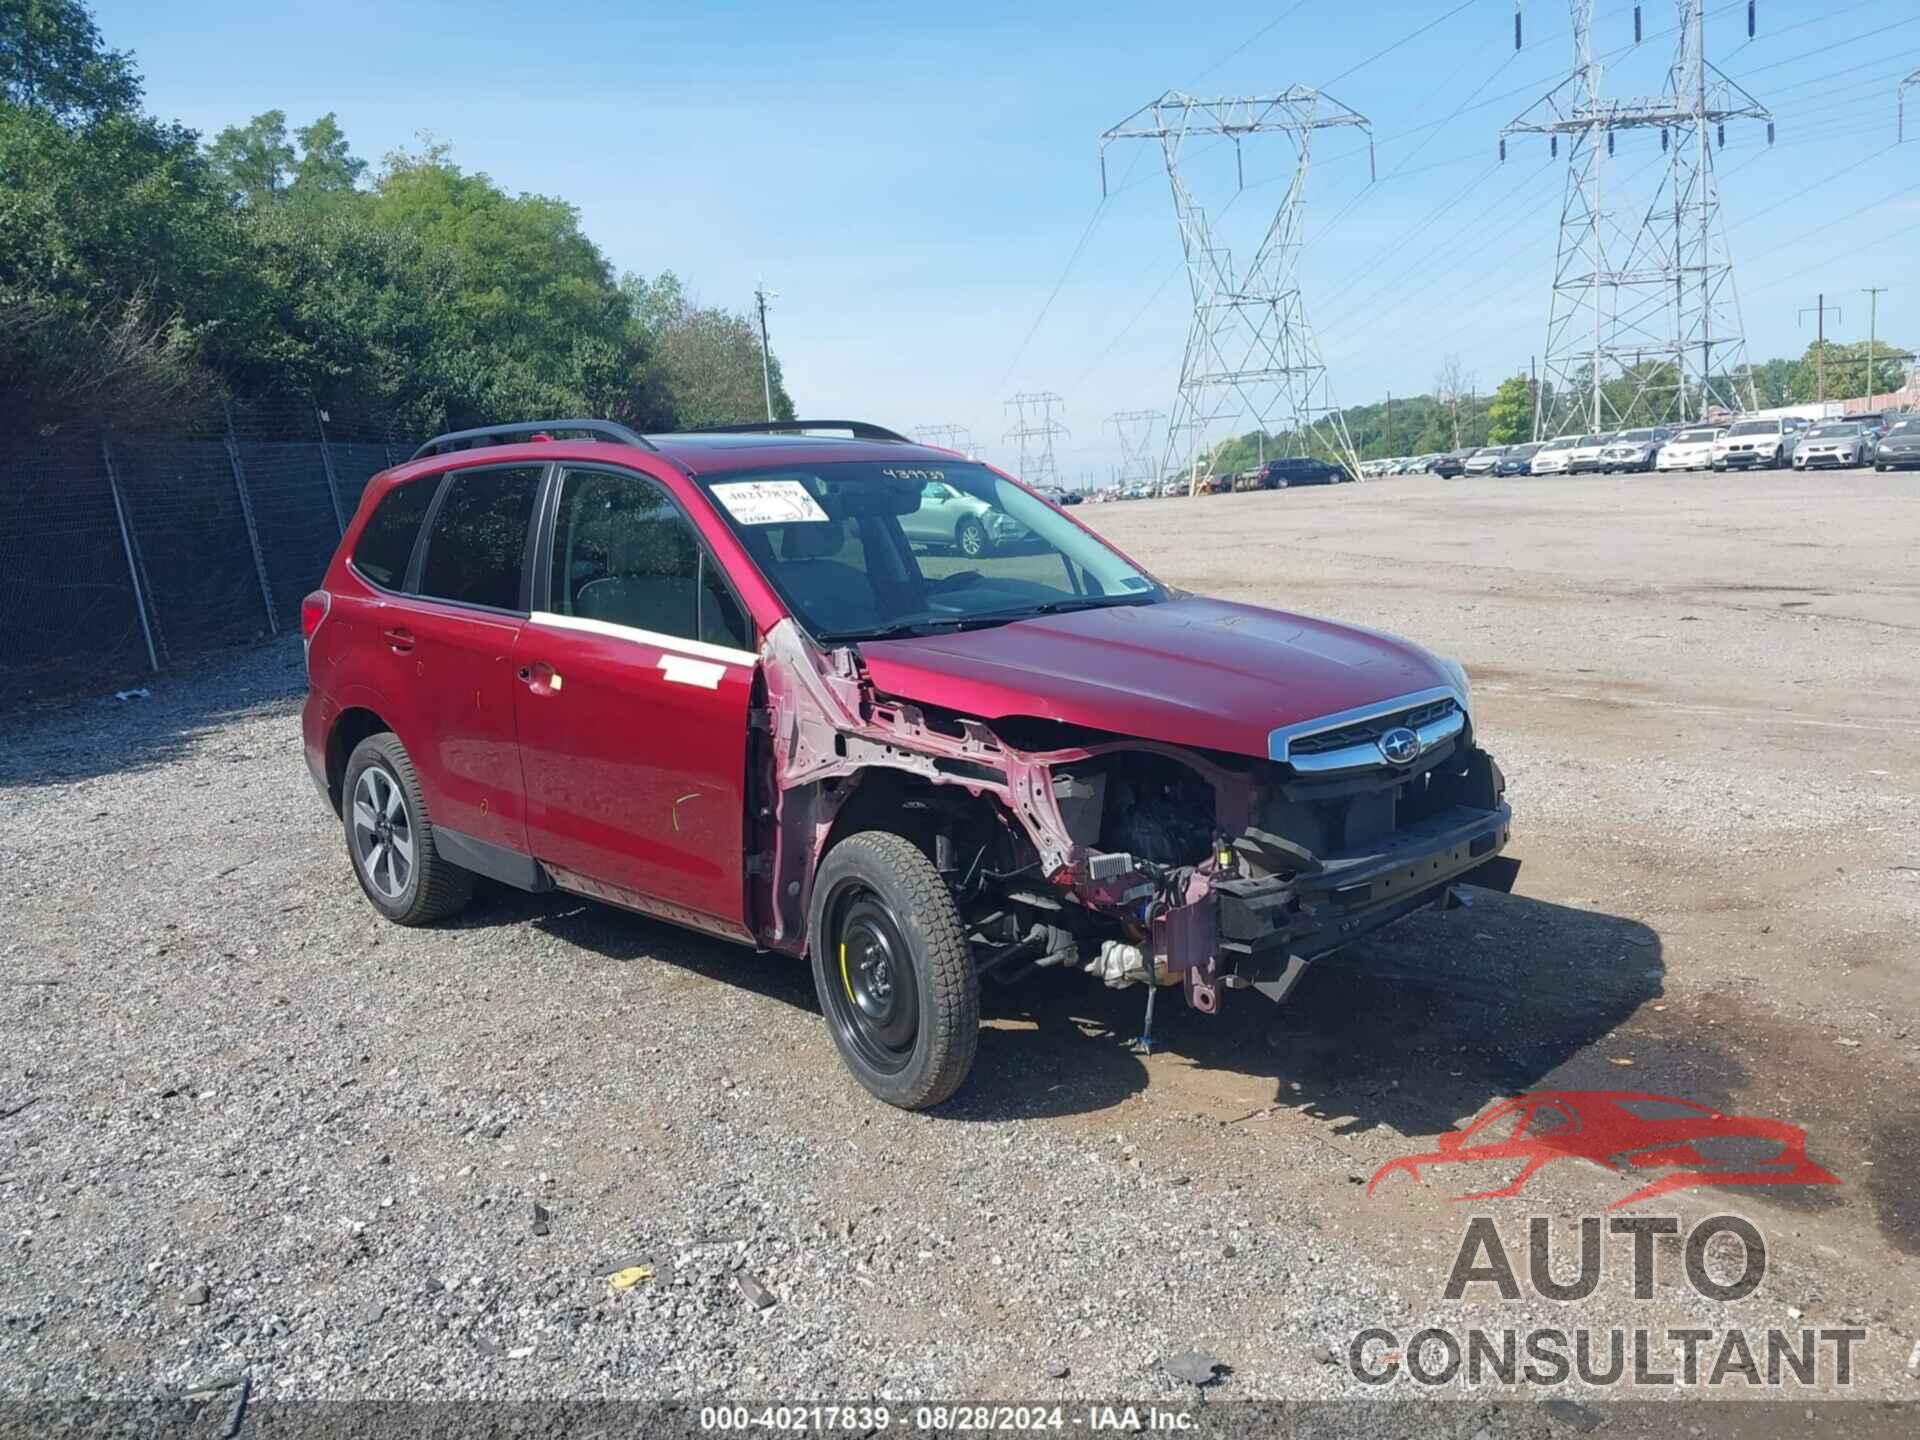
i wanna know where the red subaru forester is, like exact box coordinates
[303,419,1514,1108]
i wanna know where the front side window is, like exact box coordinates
[698,462,1162,643]
[352,477,437,589]
[417,465,543,611]
[548,468,750,651]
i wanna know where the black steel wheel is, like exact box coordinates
[809,831,978,1109]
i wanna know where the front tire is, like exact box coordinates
[809,831,979,1110]
[343,733,474,926]
[955,516,991,559]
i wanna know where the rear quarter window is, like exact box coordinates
[351,477,438,590]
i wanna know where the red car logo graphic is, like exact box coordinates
[1367,1090,1839,1208]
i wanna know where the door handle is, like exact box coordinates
[382,626,415,653]
[517,662,562,696]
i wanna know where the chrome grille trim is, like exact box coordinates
[1267,685,1469,771]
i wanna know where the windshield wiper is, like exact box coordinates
[816,615,1012,644]
[1014,593,1159,618]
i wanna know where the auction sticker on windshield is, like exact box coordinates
[711,479,829,525]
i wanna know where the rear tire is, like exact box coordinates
[343,733,474,926]
[809,831,978,1110]
[955,517,990,559]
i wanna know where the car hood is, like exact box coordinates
[856,596,1454,761]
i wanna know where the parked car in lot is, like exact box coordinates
[1874,416,1920,470]
[1713,417,1790,470]
[1494,442,1543,476]
[1599,427,1672,473]
[1529,436,1581,476]
[1654,426,1722,472]
[1849,413,1890,465]
[1262,456,1350,487]
[300,417,1513,1109]
[1564,433,1614,474]
[1462,447,1506,476]
[902,474,1029,555]
[1034,484,1084,506]
[1429,451,1470,479]
[1793,422,1868,470]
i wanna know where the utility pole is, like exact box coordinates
[753,282,776,421]
[1862,287,1888,404]
[1100,88,1373,482]
[1385,391,1392,453]
[1799,294,1842,405]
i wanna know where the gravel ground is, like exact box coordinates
[2,470,1917,1431]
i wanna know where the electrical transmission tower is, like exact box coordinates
[1100,90,1370,488]
[1105,410,1165,488]
[1003,393,1069,486]
[913,424,975,455]
[1504,2,1770,437]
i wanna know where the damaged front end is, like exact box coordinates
[753,617,1515,1023]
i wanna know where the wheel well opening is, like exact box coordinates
[326,707,392,815]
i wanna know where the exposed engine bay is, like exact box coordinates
[752,617,1516,1029]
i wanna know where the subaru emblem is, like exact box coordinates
[1379,726,1421,765]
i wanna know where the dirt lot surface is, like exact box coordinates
[2,470,1917,1430]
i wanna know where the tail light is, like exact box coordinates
[300,591,331,665]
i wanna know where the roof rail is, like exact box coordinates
[684,419,915,444]
[409,419,658,461]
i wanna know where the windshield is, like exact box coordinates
[697,461,1162,643]
[1675,428,1717,442]
[1578,435,1603,446]
[1807,424,1860,438]
[1616,429,1655,442]
[1727,420,1777,436]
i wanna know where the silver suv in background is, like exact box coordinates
[1600,427,1672,473]
[902,477,1029,556]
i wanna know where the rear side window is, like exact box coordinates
[352,478,437,589]
[417,465,543,611]
[549,468,750,651]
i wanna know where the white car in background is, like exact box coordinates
[1655,427,1723,472]
[1564,433,1614,474]
[1530,435,1581,475]
[1713,418,1789,470]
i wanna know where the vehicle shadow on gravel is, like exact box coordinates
[952,890,1668,1135]
[0,642,305,790]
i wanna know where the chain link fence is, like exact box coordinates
[2,399,415,701]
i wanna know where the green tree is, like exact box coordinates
[1788,339,1911,403]
[0,0,139,124]
[290,112,364,200]
[624,270,794,426]
[1484,373,1533,444]
[206,108,294,207]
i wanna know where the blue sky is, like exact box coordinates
[97,1,1920,476]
